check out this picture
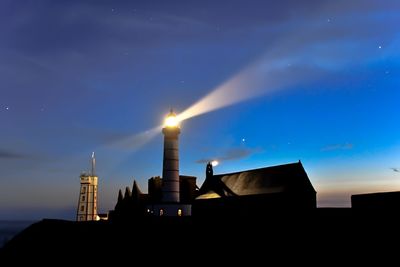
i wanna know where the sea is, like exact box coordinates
[0,220,37,248]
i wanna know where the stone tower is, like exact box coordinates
[162,109,181,203]
[76,152,98,221]
[145,109,192,216]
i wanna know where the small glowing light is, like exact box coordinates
[242,138,246,142]
[378,45,382,49]
[5,106,9,110]
[165,115,178,127]
[164,110,180,127]
[211,160,219,167]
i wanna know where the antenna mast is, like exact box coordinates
[91,152,96,176]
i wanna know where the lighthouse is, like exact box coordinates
[76,152,99,221]
[147,109,192,216]
[162,109,180,203]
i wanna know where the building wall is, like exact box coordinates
[193,192,316,216]
[148,176,162,203]
[147,204,192,216]
[180,176,197,203]
[148,175,197,204]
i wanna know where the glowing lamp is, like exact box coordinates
[164,110,179,128]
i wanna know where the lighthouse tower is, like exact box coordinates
[147,110,192,216]
[162,109,181,203]
[76,152,99,221]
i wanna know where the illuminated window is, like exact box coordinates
[177,209,182,216]
[80,205,84,212]
[82,196,85,201]
[159,209,164,216]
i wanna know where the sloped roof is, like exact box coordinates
[197,161,315,199]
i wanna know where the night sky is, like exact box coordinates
[1,0,399,220]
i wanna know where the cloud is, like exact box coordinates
[196,147,261,164]
[321,143,353,151]
[390,168,399,173]
[0,149,28,159]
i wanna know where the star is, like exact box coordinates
[378,45,382,49]
[242,138,246,142]
[111,8,115,12]
[5,106,9,110]
[327,18,331,23]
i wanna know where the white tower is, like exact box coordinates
[162,109,180,203]
[76,152,98,221]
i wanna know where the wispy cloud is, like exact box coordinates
[196,147,261,164]
[390,168,399,173]
[321,143,353,152]
[0,149,28,159]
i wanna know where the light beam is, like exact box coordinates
[176,54,316,124]
[108,125,162,151]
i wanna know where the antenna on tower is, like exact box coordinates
[91,152,96,176]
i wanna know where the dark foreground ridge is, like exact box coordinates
[1,209,399,263]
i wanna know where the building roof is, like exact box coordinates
[132,180,142,195]
[197,161,315,199]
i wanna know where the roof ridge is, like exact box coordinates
[213,161,302,177]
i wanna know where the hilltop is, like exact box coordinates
[1,209,398,264]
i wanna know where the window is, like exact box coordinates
[80,216,84,221]
[81,196,85,201]
[177,209,182,216]
[159,209,164,216]
[82,187,86,193]
[80,205,84,212]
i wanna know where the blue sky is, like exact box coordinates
[0,0,399,219]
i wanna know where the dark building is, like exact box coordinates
[110,175,198,220]
[148,175,198,204]
[351,191,400,208]
[193,161,316,216]
[109,160,317,220]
